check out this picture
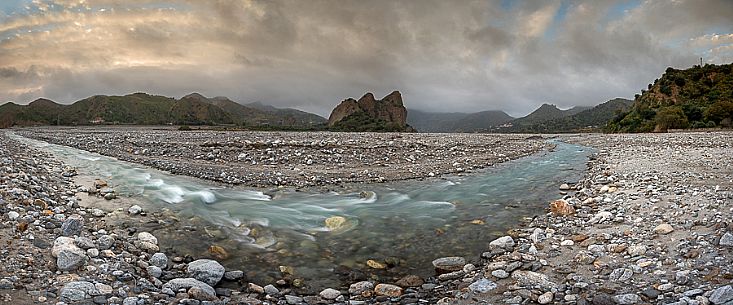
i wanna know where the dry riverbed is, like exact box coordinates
[1,130,732,305]
[14,127,546,189]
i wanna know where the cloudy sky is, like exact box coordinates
[0,0,732,117]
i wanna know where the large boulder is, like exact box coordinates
[187,259,225,286]
[52,237,87,271]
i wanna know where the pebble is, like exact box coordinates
[7,211,19,220]
[374,283,402,297]
[431,256,466,272]
[348,281,374,296]
[468,278,497,293]
[612,293,641,305]
[538,292,554,304]
[489,236,515,251]
[128,205,142,215]
[719,232,733,247]
[319,288,341,300]
[653,223,674,235]
[60,215,84,236]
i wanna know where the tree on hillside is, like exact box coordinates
[704,101,733,127]
[654,107,688,132]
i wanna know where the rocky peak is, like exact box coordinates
[327,91,410,131]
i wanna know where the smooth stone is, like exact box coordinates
[349,281,374,295]
[147,266,162,278]
[264,284,279,295]
[223,270,244,281]
[538,292,554,304]
[149,253,168,269]
[128,205,142,215]
[187,259,225,286]
[431,256,466,272]
[96,235,114,250]
[489,236,515,251]
[491,269,509,279]
[374,284,402,297]
[319,288,341,300]
[7,211,19,220]
[162,278,216,298]
[285,295,303,304]
[560,240,574,246]
[653,223,674,235]
[137,232,158,245]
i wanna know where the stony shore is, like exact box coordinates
[14,127,546,189]
[1,130,732,305]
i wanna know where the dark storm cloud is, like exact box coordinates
[0,0,731,117]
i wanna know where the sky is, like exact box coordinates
[0,0,732,117]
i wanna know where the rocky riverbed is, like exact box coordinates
[1,130,732,305]
[14,127,546,189]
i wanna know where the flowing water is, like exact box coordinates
[12,132,591,291]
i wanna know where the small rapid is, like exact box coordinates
[11,132,591,291]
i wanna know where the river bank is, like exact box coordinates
[1,131,732,305]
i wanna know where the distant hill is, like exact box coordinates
[499,98,633,133]
[608,63,733,132]
[245,101,327,126]
[328,91,415,132]
[407,109,513,132]
[0,93,326,128]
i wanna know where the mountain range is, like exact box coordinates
[0,93,326,128]
[1,92,633,133]
[407,99,632,133]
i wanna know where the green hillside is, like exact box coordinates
[608,63,733,132]
[0,92,326,128]
[508,98,633,133]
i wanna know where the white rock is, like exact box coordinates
[7,211,20,220]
